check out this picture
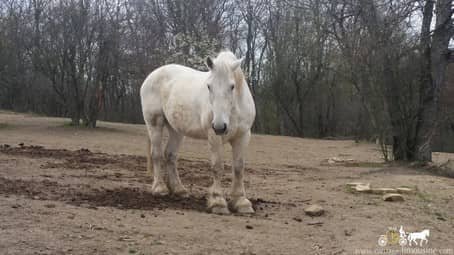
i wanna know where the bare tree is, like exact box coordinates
[1,0,453,159]
[415,0,453,161]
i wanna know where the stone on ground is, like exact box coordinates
[383,193,404,202]
[354,183,371,192]
[371,188,397,194]
[328,157,355,165]
[396,187,413,194]
[440,160,454,178]
[304,204,325,216]
[346,182,367,188]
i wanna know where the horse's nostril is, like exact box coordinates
[212,122,227,135]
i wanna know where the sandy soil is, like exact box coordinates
[0,111,453,255]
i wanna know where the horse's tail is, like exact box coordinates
[146,134,152,175]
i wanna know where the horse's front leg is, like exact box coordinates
[229,131,254,214]
[207,135,230,214]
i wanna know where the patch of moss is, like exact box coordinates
[0,123,10,129]
[416,190,432,202]
[345,185,356,193]
[61,122,79,128]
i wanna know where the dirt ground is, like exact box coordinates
[0,111,453,255]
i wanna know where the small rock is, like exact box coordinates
[118,236,134,242]
[307,220,323,226]
[44,203,56,208]
[33,196,41,200]
[151,239,165,245]
[436,216,446,221]
[293,217,302,222]
[346,182,367,188]
[140,214,145,218]
[327,157,355,164]
[80,203,97,210]
[371,188,397,194]
[383,193,404,202]
[344,229,354,236]
[354,183,371,192]
[11,204,20,209]
[245,225,253,229]
[67,215,75,220]
[441,160,454,170]
[396,187,413,194]
[304,204,325,217]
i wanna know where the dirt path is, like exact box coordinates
[1,112,453,255]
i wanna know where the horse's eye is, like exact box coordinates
[230,84,234,91]
[207,84,211,91]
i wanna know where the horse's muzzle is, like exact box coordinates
[212,122,227,135]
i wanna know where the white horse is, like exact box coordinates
[140,51,256,214]
[407,229,430,246]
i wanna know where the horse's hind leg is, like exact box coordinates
[144,113,169,196]
[164,125,187,196]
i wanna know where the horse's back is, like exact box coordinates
[140,64,205,114]
[141,64,202,95]
[140,64,210,137]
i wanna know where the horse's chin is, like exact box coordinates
[214,131,228,136]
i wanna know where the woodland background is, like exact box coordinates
[0,0,453,160]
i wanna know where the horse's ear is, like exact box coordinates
[206,57,214,70]
[231,57,244,71]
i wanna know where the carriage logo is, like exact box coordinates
[378,226,430,247]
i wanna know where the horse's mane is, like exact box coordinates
[214,51,246,89]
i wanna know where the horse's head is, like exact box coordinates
[423,229,430,237]
[205,52,244,135]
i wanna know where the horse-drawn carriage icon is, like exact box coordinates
[378,226,407,247]
[378,226,429,247]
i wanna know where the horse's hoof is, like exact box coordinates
[231,197,255,214]
[207,195,229,214]
[210,206,231,215]
[171,187,189,198]
[151,183,169,196]
[236,205,255,214]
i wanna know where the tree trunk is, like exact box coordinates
[414,0,453,162]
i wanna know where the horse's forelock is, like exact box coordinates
[212,51,245,89]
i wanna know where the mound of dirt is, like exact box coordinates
[0,144,277,214]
